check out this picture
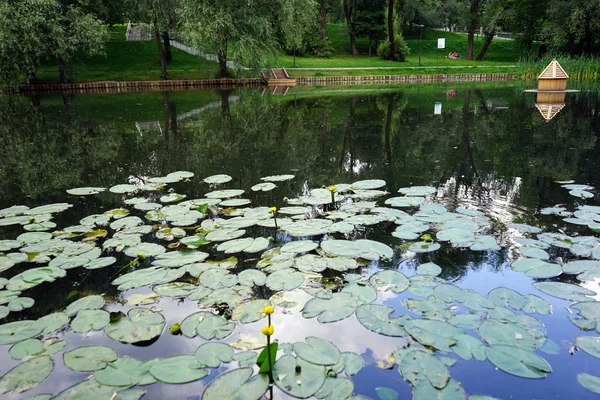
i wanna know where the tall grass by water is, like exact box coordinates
[515,53,600,81]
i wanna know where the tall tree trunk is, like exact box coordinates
[56,57,70,84]
[384,95,394,164]
[320,0,328,46]
[475,30,494,60]
[162,31,172,63]
[388,0,396,58]
[154,19,168,79]
[343,0,359,56]
[466,0,483,60]
[217,37,229,78]
[220,90,231,122]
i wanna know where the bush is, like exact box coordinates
[377,35,410,61]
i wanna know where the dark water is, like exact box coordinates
[0,83,600,400]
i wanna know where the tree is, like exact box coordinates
[178,0,282,78]
[353,0,386,56]
[387,0,397,58]
[342,0,359,56]
[0,0,107,85]
[475,0,507,60]
[466,0,486,60]
[280,0,319,67]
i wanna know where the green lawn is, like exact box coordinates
[33,23,526,84]
[277,23,529,70]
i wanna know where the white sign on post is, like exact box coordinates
[438,38,446,49]
[434,102,442,115]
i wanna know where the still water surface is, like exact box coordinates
[0,83,599,399]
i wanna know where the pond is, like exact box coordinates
[0,82,599,400]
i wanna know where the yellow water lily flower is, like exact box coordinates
[262,325,275,336]
[270,206,277,212]
[328,186,337,193]
[263,305,274,314]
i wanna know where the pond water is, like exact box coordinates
[0,83,600,400]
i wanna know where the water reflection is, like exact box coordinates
[0,84,599,399]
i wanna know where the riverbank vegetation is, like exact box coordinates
[1,0,599,85]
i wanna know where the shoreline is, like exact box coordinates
[11,73,515,95]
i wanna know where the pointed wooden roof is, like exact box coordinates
[535,103,566,121]
[538,59,569,79]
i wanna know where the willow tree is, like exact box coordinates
[178,0,281,78]
[280,0,318,67]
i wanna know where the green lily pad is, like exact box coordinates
[570,302,600,331]
[533,282,595,302]
[203,367,269,400]
[204,174,232,184]
[261,174,295,182]
[356,304,407,336]
[149,355,208,384]
[341,282,377,305]
[578,373,600,395]
[416,262,442,276]
[405,297,451,320]
[273,355,326,398]
[232,299,270,323]
[575,336,600,358]
[398,186,436,196]
[488,287,527,310]
[369,270,410,293]
[386,197,425,208]
[295,336,341,366]
[452,334,487,361]
[281,240,318,254]
[7,266,66,291]
[302,292,358,323]
[181,311,235,339]
[104,308,165,343]
[478,320,537,350]
[522,294,552,315]
[0,355,53,394]
[404,319,464,352]
[71,309,110,333]
[205,189,245,199]
[153,282,196,297]
[331,352,364,376]
[485,345,551,378]
[0,320,43,345]
[220,199,252,207]
[397,348,450,389]
[67,187,106,196]
[65,295,104,317]
[9,338,44,360]
[409,241,441,253]
[63,345,118,372]
[53,379,144,400]
[113,267,184,290]
[413,379,466,400]
[124,242,166,258]
[266,268,304,291]
[37,312,69,334]
[95,357,158,386]
[195,342,234,368]
[237,269,267,287]
[110,184,138,193]
[8,297,34,312]
[251,182,277,192]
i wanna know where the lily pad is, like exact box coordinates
[203,367,269,400]
[71,309,110,333]
[0,355,53,394]
[409,241,441,253]
[351,179,386,190]
[232,299,270,324]
[331,352,364,376]
[8,297,34,312]
[281,240,318,254]
[0,320,43,345]
[266,268,304,291]
[181,311,235,339]
[578,373,600,395]
[53,380,144,400]
[251,182,277,192]
[65,295,104,317]
[398,186,436,196]
[295,336,341,365]
[9,338,44,360]
[66,187,106,196]
[397,348,450,389]
[204,174,232,184]
[417,262,442,276]
[369,270,410,293]
[488,287,527,310]
[385,197,425,208]
[104,308,165,343]
[63,345,118,371]
[302,292,358,323]
[533,282,595,302]
[404,319,464,352]
[195,342,234,368]
[575,336,600,358]
[95,357,158,386]
[205,189,245,199]
[273,355,326,398]
[485,345,551,378]
[412,379,466,400]
[356,304,407,336]
[149,355,208,384]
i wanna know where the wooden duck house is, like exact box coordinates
[537,59,569,91]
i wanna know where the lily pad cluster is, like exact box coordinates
[0,173,599,399]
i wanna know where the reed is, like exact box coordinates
[515,52,600,81]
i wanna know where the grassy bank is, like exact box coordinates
[30,23,535,84]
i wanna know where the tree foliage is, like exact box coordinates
[0,0,107,85]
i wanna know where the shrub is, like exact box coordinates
[377,35,410,61]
